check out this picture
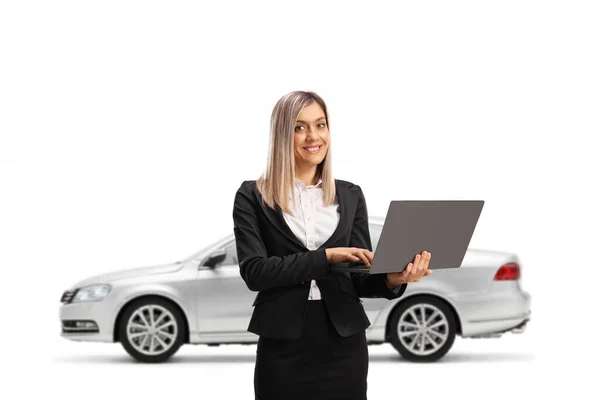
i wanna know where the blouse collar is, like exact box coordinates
[294,177,323,190]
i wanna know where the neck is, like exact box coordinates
[295,164,319,186]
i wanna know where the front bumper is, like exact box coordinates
[59,300,115,342]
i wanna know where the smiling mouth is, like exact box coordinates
[302,145,322,154]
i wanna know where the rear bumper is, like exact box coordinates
[458,289,532,337]
[510,317,529,334]
[464,312,531,338]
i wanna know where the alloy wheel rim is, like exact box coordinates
[397,303,449,356]
[126,305,178,356]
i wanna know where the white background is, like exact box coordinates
[1,0,598,398]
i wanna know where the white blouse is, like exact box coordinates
[282,177,339,300]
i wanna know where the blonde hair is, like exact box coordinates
[256,91,336,215]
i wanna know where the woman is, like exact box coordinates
[232,90,432,400]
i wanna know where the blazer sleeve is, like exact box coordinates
[348,185,407,299]
[232,182,333,292]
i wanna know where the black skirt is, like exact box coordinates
[254,299,368,400]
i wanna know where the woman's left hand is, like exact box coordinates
[386,251,432,288]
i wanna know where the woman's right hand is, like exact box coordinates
[325,247,373,267]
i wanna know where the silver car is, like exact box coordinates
[59,216,532,363]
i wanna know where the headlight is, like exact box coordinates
[71,284,111,302]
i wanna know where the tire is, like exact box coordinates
[118,297,185,363]
[388,296,457,362]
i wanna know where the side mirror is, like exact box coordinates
[203,249,227,268]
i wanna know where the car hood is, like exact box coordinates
[71,262,183,288]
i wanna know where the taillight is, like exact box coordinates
[494,262,520,280]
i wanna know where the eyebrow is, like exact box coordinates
[296,117,326,123]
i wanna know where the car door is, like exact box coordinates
[194,239,256,339]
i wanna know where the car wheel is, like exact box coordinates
[118,297,185,363]
[388,296,457,362]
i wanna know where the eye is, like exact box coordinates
[317,123,326,129]
[294,125,305,131]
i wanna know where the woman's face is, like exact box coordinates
[293,102,329,169]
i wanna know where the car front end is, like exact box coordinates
[59,262,185,343]
[59,284,120,342]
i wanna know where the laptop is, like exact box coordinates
[331,200,485,274]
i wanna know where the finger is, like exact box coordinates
[420,251,430,272]
[353,248,373,266]
[417,253,427,275]
[412,254,423,277]
[365,250,374,265]
[403,263,413,277]
[421,251,429,270]
[413,253,421,266]
[422,252,431,275]
[355,250,372,267]
[354,251,371,267]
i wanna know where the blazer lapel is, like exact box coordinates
[252,184,306,249]
[252,179,355,251]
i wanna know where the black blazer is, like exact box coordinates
[232,178,407,340]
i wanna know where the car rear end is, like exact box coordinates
[453,253,532,338]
